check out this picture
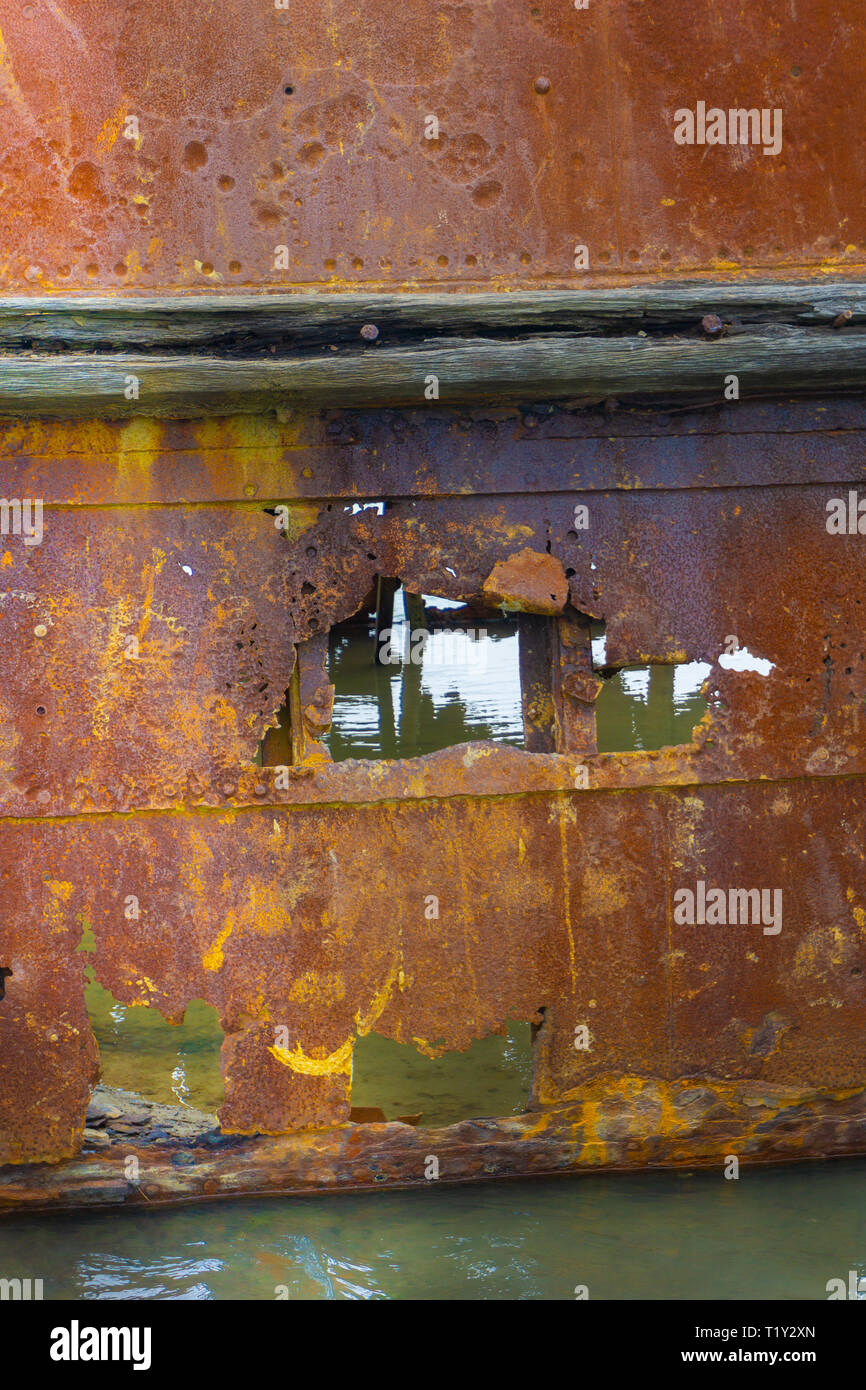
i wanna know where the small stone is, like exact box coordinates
[83,1127,111,1148]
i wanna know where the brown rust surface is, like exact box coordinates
[0,1,865,293]
[6,1075,866,1215]
[0,397,864,1170]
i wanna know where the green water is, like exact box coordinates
[3,1165,866,1300]
[4,605,858,1301]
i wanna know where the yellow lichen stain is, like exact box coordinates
[268,961,401,1076]
[128,976,159,1004]
[288,971,346,1006]
[90,596,135,741]
[45,879,74,901]
[269,1035,354,1076]
[847,887,866,933]
[578,1099,608,1164]
[115,418,164,491]
[794,924,849,980]
[1,550,12,568]
[356,960,400,1037]
[203,919,234,972]
[95,109,127,156]
[43,878,75,936]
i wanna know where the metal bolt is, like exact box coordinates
[833,309,853,328]
[360,323,379,340]
[534,76,551,94]
[701,313,726,339]
[34,624,47,637]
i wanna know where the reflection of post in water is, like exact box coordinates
[373,575,398,666]
[595,667,640,753]
[327,595,522,760]
[649,663,676,748]
[395,588,424,755]
[398,623,425,756]
[376,657,399,759]
[403,590,428,633]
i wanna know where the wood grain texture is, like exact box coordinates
[0,282,864,349]
[0,330,865,416]
[1,284,865,415]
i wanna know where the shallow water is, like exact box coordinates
[4,600,861,1301]
[3,1164,865,1301]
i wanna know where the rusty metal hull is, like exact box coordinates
[0,391,863,1206]
[0,1,865,292]
[1,0,866,1211]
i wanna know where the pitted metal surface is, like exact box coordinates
[1,2,866,1194]
[0,1,864,293]
[0,397,863,1168]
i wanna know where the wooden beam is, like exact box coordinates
[1,327,866,416]
[0,281,864,350]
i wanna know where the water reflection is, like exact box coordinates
[4,1161,866,1300]
[595,661,709,753]
[327,594,524,760]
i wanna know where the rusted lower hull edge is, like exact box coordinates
[3,1080,866,1216]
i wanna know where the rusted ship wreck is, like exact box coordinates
[1,0,865,1214]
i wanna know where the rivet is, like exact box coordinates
[534,76,551,94]
[360,323,379,340]
[34,624,47,638]
[221,782,235,796]
[700,313,726,338]
[254,781,268,797]
[36,789,50,804]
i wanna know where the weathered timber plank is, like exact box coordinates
[2,329,866,416]
[0,282,864,350]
